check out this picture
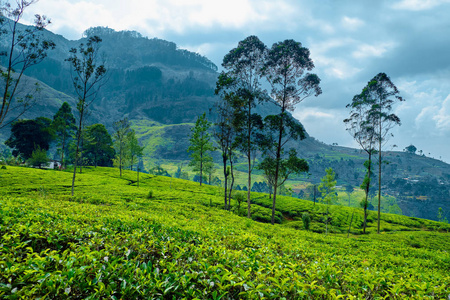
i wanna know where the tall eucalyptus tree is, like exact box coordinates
[360,73,403,233]
[216,36,267,218]
[344,72,403,234]
[67,36,106,195]
[262,39,322,225]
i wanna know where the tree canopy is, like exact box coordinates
[188,113,214,186]
[0,0,55,128]
[6,117,53,159]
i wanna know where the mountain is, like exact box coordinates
[0,24,448,221]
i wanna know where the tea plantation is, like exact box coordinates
[1,166,449,299]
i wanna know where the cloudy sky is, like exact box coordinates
[20,0,450,162]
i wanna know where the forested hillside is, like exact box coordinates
[0,23,448,221]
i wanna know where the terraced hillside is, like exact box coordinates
[0,166,449,298]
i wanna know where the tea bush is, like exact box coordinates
[0,166,449,298]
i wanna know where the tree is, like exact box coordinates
[258,149,308,203]
[359,160,373,234]
[437,207,448,223]
[127,129,143,171]
[404,144,417,154]
[83,123,115,167]
[136,150,144,188]
[149,165,171,177]
[262,39,322,225]
[213,94,237,210]
[5,117,53,159]
[0,1,55,128]
[305,183,318,205]
[52,102,76,167]
[113,118,131,177]
[318,168,337,234]
[27,146,48,168]
[344,83,379,234]
[217,35,267,218]
[126,129,144,187]
[344,184,353,206]
[174,163,189,180]
[359,73,404,234]
[204,160,215,185]
[188,113,214,186]
[67,36,106,195]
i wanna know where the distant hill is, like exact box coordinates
[0,23,448,221]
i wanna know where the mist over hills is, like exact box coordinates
[0,24,448,221]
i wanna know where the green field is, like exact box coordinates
[0,166,449,299]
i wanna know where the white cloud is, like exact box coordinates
[392,0,450,11]
[341,16,364,30]
[314,55,362,79]
[352,42,396,59]
[293,107,354,145]
[21,0,300,39]
[433,94,450,132]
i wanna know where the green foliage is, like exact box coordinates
[147,190,153,199]
[149,166,171,177]
[258,149,309,192]
[318,167,337,205]
[438,207,448,223]
[52,102,76,166]
[127,129,144,171]
[0,166,449,299]
[188,113,214,186]
[27,146,49,168]
[302,212,311,230]
[405,144,417,154]
[84,123,115,167]
[0,1,55,127]
[233,192,245,210]
[67,35,107,196]
[113,118,132,176]
[5,117,54,159]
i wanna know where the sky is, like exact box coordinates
[18,0,450,163]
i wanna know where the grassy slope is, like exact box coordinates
[0,166,449,299]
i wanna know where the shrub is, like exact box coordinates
[302,212,311,230]
[310,223,326,233]
[147,190,153,199]
[233,192,245,209]
[27,147,49,168]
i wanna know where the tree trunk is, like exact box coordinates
[200,149,203,186]
[137,159,140,188]
[247,102,252,219]
[313,185,316,206]
[223,153,228,210]
[61,134,66,168]
[363,153,372,234]
[79,136,83,174]
[228,152,235,211]
[377,129,382,234]
[271,111,285,225]
[71,106,84,196]
[119,149,122,177]
[347,209,355,238]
